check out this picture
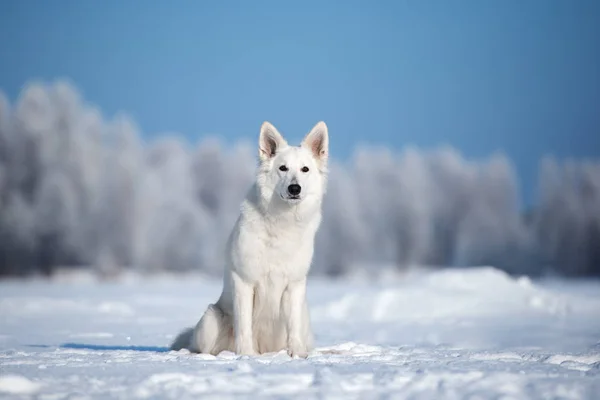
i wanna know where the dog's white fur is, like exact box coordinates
[171,121,329,357]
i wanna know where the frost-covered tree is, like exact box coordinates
[315,163,366,276]
[453,154,536,274]
[137,136,215,273]
[95,115,142,268]
[0,79,598,278]
[0,91,9,201]
[534,157,600,276]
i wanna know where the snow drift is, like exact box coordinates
[1,267,599,398]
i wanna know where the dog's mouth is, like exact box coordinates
[281,193,302,203]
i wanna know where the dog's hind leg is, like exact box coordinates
[189,304,233,355]
[170,327,194,351]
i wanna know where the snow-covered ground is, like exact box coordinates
[1,267,600,399]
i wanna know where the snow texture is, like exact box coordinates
[1,267,600,399]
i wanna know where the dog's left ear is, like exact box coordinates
[259,121,288,162]
[302,121,328,163]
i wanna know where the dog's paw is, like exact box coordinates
[287,348,308,359]
[287,339,308,359]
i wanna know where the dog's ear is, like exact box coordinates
[259,121,287,162]
[302,121,328,162]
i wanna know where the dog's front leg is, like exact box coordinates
[286,278,308,358]
[232,272,256,355]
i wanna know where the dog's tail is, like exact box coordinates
[170,327,194,351]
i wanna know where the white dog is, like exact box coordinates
[171,121,329,358]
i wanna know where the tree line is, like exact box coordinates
[1,81,598,278]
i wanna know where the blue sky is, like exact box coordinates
[1,0,599,206]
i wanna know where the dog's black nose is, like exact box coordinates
[288,184,301,196]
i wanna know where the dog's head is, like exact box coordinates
[257,121,329,206]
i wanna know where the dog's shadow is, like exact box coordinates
[28,343,171,353]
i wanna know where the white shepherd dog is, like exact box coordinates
[171,121,329,358]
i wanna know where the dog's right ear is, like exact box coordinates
[259,121,287,162]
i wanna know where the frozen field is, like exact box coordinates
[1,267,600,399]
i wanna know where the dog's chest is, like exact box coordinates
[260,228,310,276]
[235,218,316,281]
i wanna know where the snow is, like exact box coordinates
[0,375,41,395]
[1,267,600,399]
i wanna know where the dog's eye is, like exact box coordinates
[301,166,309,173]
[279,165,288,172]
